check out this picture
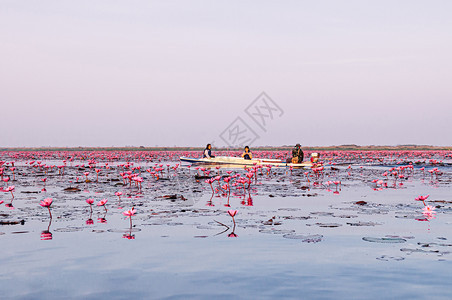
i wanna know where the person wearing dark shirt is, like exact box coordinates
[241,146,252,160]
[203,144,215,158]
[291,143,304,163]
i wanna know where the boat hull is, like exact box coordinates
[179,156,313,168]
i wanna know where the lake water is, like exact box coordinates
[1,152,451,299]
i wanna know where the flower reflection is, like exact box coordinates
[41,231,53,240]
[422,212,436,221]
[41,218,52,240]
[421,206,436,221]
[97,217,107,223]
[228,231,238,238]
[122,232,135,240]
[422,205,436,214]
[212,210,240,238]
[246,193,253,206]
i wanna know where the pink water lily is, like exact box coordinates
[97,199,108,206]
[415,195,429,206]
[123,208,137,218]
[415,195,429,201]
[86,198,94,212]
[40,198,53,207]
[227,210,238,236]
[123,207,136,228]
[97,199,108,212]
[40,198,53,218]
[228,210,237,217]
[228,210,237,227]
[5,185,15,198]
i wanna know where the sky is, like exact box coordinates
[1,0,451,147]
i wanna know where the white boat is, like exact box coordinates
[179,156,313,168]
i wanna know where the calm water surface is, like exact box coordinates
[1,160,451,299]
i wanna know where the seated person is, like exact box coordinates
[203,144,215,158]
[241,146,252,160]
[291,143,304,163]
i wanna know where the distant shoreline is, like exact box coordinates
[0,145,451,152]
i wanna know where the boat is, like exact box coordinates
[179,156,313,168]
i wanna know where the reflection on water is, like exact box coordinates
[40,218,52,240]
[97,217,107,224]
[122,230,135,240]
[1,152,452,298]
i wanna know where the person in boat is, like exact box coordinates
[241,146,252,160]
[291,143,304,164]
[203,144,215,158]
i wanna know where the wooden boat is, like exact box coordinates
[179,156,313,168]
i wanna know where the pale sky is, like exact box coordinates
[1,1,451,147]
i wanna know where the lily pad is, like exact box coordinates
[283,234,323,243]
[363,237,406,243]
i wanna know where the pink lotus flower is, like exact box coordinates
[40,198,53,207]
[227,210,238,236]
[228,210,237,217]
[4,185,15,198]
[123,207,136,228]
[86,198,94,212]
[415,194,429,206]
[97,199,108,206]
[123,208,137,218]
[40,198,53,218]
[415,195,429,201]
[97,199,108,212]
